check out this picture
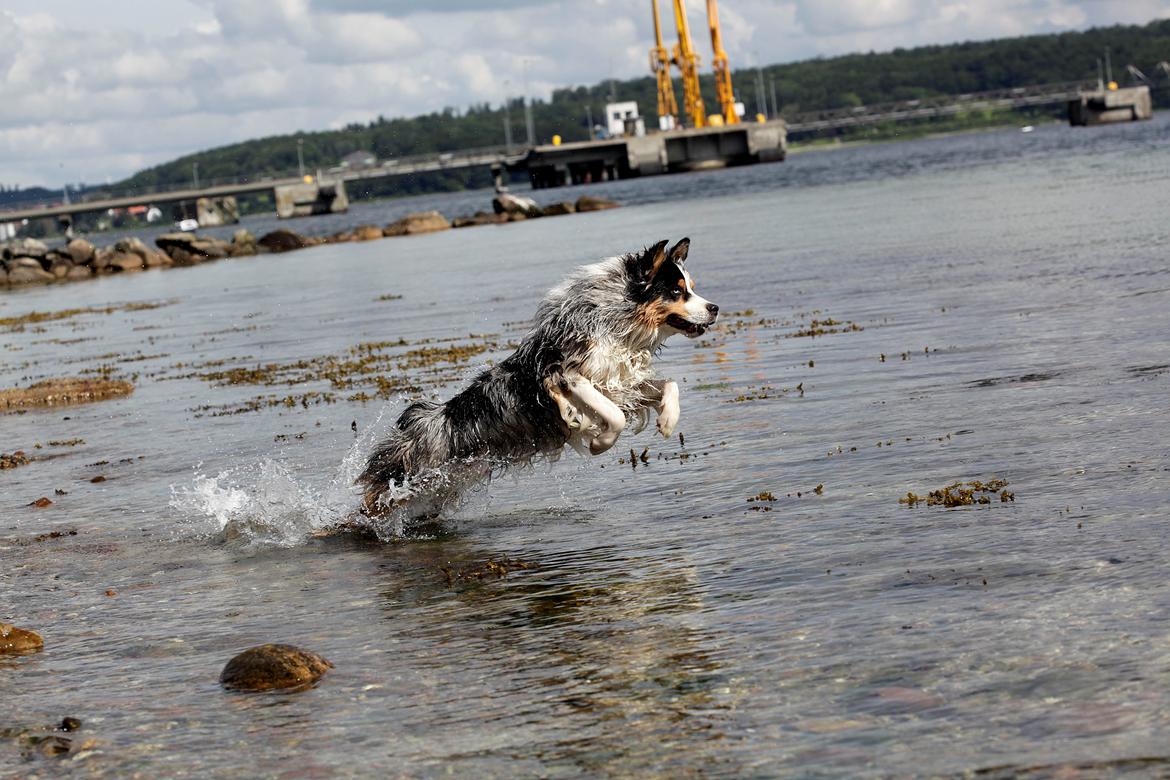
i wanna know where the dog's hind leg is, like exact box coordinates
[545,374,593,433]
[565,378,626,455]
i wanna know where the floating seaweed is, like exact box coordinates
[900,478,1014,507]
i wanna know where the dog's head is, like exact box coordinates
[627,238,719,339]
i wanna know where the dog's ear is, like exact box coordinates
[668,237,690,265]
[635,240,670,285]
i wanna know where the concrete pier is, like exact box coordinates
[520,121,787,188]
[1069,86,1152,126]
[274,180,349,219]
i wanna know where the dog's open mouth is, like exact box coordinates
[666,313,710,337]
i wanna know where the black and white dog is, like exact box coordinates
[358,238,718,515]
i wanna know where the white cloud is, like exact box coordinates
[0,0,1167,188]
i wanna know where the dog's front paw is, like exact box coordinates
[656,406,679,438]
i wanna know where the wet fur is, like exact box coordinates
[357,238,717,515]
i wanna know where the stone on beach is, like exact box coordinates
[0,377,134,411]
[220,644,333,692]
[0,623,44,654]
[383,211,451,236]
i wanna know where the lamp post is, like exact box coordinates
[522,58,535,146]
[503,79,514,149]
[192,162,200,189]
[297,138,305,179]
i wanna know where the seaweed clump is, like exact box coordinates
[0,377,133,410]
[1,451,31,469]
[900,479,1014,507]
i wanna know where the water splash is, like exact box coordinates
[167,409,526,545]
[169,413,390,546]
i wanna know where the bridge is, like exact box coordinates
[784,81,1095,136]
[0,145,529,223]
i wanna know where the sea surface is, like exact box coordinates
[3,115,1170,778]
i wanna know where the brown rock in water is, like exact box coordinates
[352,224,384,241]
[0,623,44,654]
[383,211,451,237]
[541,201,576,217]
[492,192,542,218]
[104,251,145,273]
[229,229,258,257]
[220,644,332,692]
[1,237,49,261]
[65,264,93,281]
[66,238,96,266]
[5,259,54,285]
[49,257,74,279]
[257,229,311,253]
[29,496,53,507]
[155,232,231,263]
[452,211,506,228]
[0,377,134,411]
[574,195,620,212]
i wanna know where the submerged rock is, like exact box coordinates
[574,195,620,212]
[0,623,43,654]
[0,377,134,411]
[383,211,451,237]
[220,644,332,692]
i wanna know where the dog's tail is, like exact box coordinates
[357,400,450,514]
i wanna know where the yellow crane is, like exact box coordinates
[649,0,741,129]
[649,0,680,130]
[706,0,739,124]
[668,0,707,128]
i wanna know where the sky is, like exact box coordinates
[1,0,1167,189]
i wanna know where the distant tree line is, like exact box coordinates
[91,18,1170,197]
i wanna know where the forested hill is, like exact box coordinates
[115,18,1170,192]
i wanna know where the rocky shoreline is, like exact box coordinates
[0,195,618,291]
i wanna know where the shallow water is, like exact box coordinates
[3,116,1170,777]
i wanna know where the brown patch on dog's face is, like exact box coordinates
[635,298,691,332]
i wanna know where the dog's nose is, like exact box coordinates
[706,303,719,316]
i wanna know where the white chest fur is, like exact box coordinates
[580,341,656,411]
